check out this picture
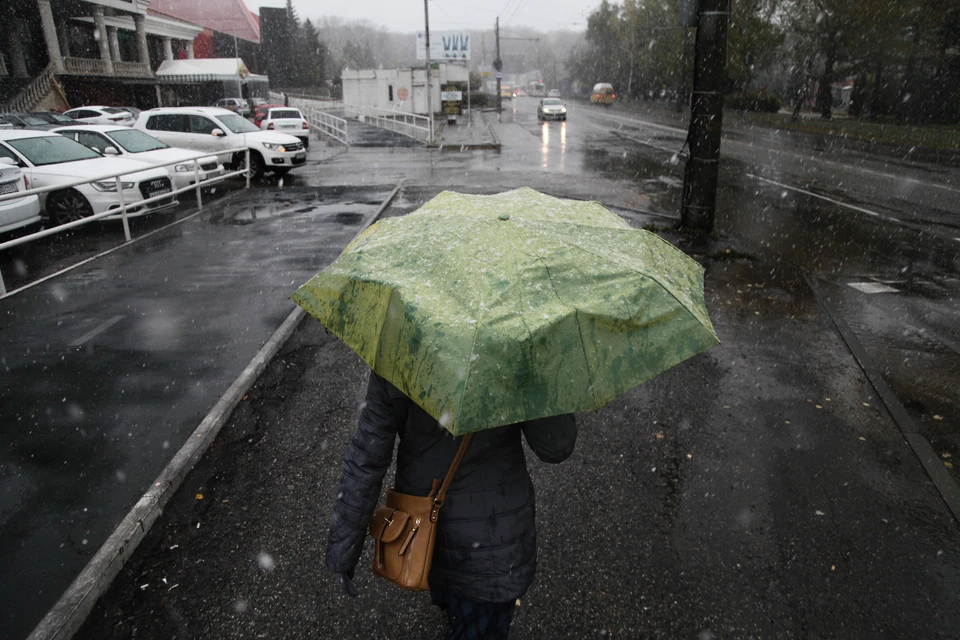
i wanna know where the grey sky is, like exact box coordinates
[256,0,594,33]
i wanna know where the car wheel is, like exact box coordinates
[46,189,94,226]
[234,150,265,180]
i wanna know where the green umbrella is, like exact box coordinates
[292,187,719,436]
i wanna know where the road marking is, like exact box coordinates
[746,173,898,222]
[589,110,960,197]
[70,315,125,347]
[848,282,898,294]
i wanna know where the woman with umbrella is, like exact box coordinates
[293,188,718,639]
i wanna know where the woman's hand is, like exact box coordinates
[335,569,357,597]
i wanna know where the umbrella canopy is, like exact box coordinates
[292,188,719,436]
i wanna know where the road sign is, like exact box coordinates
[417,31,471,60]
[496,71,502,80]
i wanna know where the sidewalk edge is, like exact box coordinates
[26,183,403,640]
[806,274,960,528]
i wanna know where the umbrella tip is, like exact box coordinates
[498,214,510,221]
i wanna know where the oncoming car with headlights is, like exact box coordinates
[52,125,223,191]
[0,130,177,227]
[134,107,305,180]
[537,98,567,121]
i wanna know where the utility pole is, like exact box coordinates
[424,0,434,144]
[494,17,502,113]
[680,0,729,231]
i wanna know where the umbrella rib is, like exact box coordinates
[505,224,600,411]
[552,234,714,335]
[453,277,491,433]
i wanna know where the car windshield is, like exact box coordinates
[543,99,563,106]
[109,129,169,153]
[45,113,76,123]
[214,113,261,134]
[6,135,101,166]
[269,110,302,120]
[19,115,48,125]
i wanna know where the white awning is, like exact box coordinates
[155,58,267,83]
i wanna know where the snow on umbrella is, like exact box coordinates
[292,187,719,435]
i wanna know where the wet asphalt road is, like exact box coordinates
[0,184,393,639]
[73,195,960,640]
[2,97,959,638]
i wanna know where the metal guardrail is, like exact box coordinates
[269,91,433,144]
[302,107,348,145]
[0,146,252,297]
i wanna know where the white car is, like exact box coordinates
[52,125,223,192]
[62,106,136,127]
[0,162,42,235]
[0,130,178,227]
[258,107,310,148]
[134,107,306,179]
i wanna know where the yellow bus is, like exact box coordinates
[590,83,615,105]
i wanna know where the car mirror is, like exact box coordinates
[211,128,225,137]
[103,146,120,156]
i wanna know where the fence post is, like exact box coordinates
[245,148,251,190]
[116,176,131,242]
[193,160,203,210]
[0,269,6,296]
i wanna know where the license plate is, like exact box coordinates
[281,125,296,129]
[203,170,221,180]
[149,188,171,196]
[295,152,306,160]
[0,182,17,195]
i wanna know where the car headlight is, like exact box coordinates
[561,107,567,113]
[262,142,287,152]
[174,163,190,172]
[92,180,135,191]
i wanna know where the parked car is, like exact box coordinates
[0,162,42,236]
[500,86,513,100]
[590,83,616,105]
[30,111,87,126]
[134,107,306,180]
[258,107,309,148]
[215,98,251,117]
[537,98,568,121]
[0,113,66,131]
[253,103,283,128]
[62,106,136,126]
[0,130,178,226]
[52,125,223,192]
[548,89,562,98]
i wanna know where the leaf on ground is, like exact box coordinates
[863,402,871,407]
[816,405,823,409]
[933,415,943,420]
[195,493,203,500]
[655,433,665,440]
[815,510,825,516]
[946,462,954,469]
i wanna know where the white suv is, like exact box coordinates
[134,107,305,179]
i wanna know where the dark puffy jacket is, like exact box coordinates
[325,373,577,603]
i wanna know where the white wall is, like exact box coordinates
[342,63,468,116]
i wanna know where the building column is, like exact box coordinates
[108,27,121,62]
[93,6,114,74]
[186,41,195,59]
[6,18,30,78]
[134,14,151,68]
[58,21,71,58]
[37,0,64,73]
[161,37,174,61]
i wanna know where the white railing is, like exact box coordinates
[268,92,433,144]
[302,107,348,145]
[3,63,53,113]
[0,146,253,297]
[345,104,433,144]
[113,60,153,78]
[64,57,108,76]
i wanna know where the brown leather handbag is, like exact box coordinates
[368,433,473,590]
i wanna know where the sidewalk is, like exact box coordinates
[433,108,500,150]
[64,192,960,640]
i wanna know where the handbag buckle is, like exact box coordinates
[383,508,398,526]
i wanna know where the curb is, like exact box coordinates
[805,274,960,528]
[26,184,404,640]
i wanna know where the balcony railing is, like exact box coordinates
[63,57,153,78]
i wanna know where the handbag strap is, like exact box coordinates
[430,433,473,521]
